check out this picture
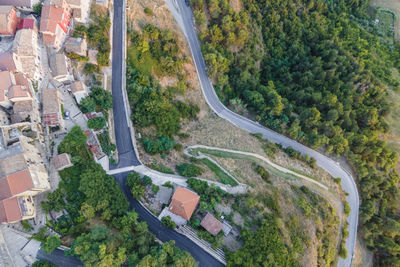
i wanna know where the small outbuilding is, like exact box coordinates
[200,212,223,236]
[52,153,73,171]
[155,186,173,205]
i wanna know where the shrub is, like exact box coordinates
[79,97,96,113]
[161,216,176,229]
[144,7,153,15]
[152,185,159,193]
[162,181,174,189]
[42,235,61,254]
[126,172,145,199]
[87,117,106,130]
[344,202,351,217]
[255,165,270,182]
[142,175,152,186]
[32,260,56,267]
[142,137,175,154]
[176,163,204,177]
[84,63,100,74]
[333,177,341,184]
[21,220,33,231]
[33,3,42,15]
[174,143,183,152]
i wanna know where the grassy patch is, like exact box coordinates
[127,47,156,76]
[200,158,238,186]
[377,8,395,39]
[148,163,174,174]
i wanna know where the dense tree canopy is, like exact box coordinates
[192,0,400,264]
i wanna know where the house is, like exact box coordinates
[0,126,50,224]
[11,100,33,123]
[40,0,71,50]
[0,51,19,72]
[13,29,41,80]
[18,17,37,31]
[66,0,90,24]
[52,153,72,171]
[0,6,19,36]
[0,0,40,8]
[69,80,87,103]
[65,37,87,57]
[168,186,199,220]
[201,212,223,236]
[0,71,33,109]
[49,53,73,83]
[42,88,63,128]
[155,186,173,205]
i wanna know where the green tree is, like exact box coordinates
[161,216,176,229]
[42,236,61,254]
[87,117,107,130]
[126,172,145,199]
[79,97,96,113]
[176,163,204,177]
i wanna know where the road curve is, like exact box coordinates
[170,1,359,266]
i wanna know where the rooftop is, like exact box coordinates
[0,70,12,102]
[70,80,86,94]
[49,53,69,77]
[155,186,173,204]
[18,18,35,30]
[52,153,72,171]
[0,197,21,223]
[168,186,200,220]
[200,212,223,236]
[8,85,29,99]
[0,169,34,201]
[0,51,16,71]
[0,1,32,6]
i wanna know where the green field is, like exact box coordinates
[127,47,157,76]
[200,158,238,186]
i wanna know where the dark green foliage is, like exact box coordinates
[226,216,298,266]
[141,137,175,154]
[79,97,96,113]
[33,3,42,15]
[162,181,174,189]
[142,176,152,186]
[87,117,106,130]
[254,165,270,183]
[176,163,204,177]
[98,131,116,156]
[67,52,88,62]
[41,189,65,213]
[161,216,176,229]
[148,163,175,174]
[87,14,111,66]
[89,87,113,112]
[32,260,56,267]
[126,172,145,199]
[42,236,61,254]
[129,24,185,76]
[84,63,100,74]
[194,2,400,261]
[152,185,159,193]
[31,227,48,243]
[20,220,33,231]
[144,7,153,16]
[186,178,227,206]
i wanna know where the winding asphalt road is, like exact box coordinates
[110,1,222,266]
[169,1,359,266]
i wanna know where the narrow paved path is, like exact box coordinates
[168,1,359,266]
[187,145,329,190]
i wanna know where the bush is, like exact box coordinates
[79,97,96,113]
[333,177,341,184]
[142,137,175,155]
[126,172,145,199]
[176,163,204,177]
[84,63,100,74]
[174,143,183,152]
[152,185,159,193]
[142,175,152,186]
[144,7,153,15]
[255,165,270,182]
[162,181,174,189]
[344,202,351,217]
[87,117,106,130]
[42,235,61,254]
[33,3,42,15]
[148,163,175,174]
[32,260,56,267]
[161,216,176,229]
[21,220,33,231]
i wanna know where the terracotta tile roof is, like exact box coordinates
[0,6,17,35]
[40,5,63,33]
[42,88,61,126]
[169,186,200,220]
[52,153,72,170]
[0,52,16,71]
[18,18,35,30]
[201,212,223,236]
[0,197,21,223]
[0,169,34,201]
[8,85,29,99]
[14,73,30,89]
